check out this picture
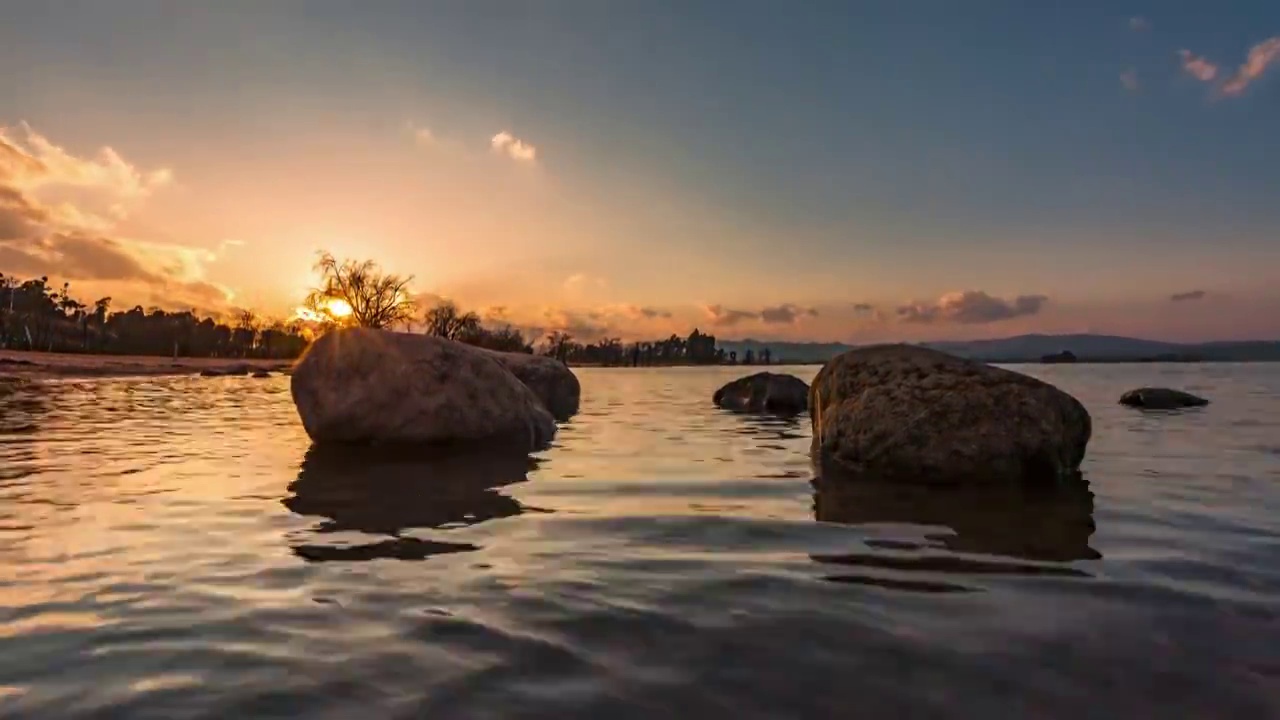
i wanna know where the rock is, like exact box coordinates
[1040,350,1077,364]
[713,372,809,414]
[483,350,580,421]
[202,364,253,377]
[1119,387,1208,409]
[809,344,1091,485]
[252,370,272,379]
[290,328,556,450]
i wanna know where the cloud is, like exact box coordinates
[0,122,232,311]
[897,290,1049,325]
[0,186,49,239]
[1178,49,1219,82]
[1221,36,1280,96]
[562,273,607,293]
[596,303,672,320]
[1129,16,1149,32]
[408,123,436,147]
[1170,289,1207,302]
[491,131,537,162]
[0,122,172,198]
[1120,68,1140,92]
[759,303,818,324]
[703,304,759,327]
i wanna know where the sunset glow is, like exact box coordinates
[2,4,1278,343]
[326,299,353,319]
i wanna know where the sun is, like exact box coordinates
[326,298,353,318]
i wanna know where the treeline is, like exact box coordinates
[540,328,773,366]
[0,273,307,359]
[2,252,785,367]
[422,302,777,366]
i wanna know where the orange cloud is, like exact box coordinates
[897,290,1048,324]
[0,122,233,312]
[1178,49,1219,82]
[1221,36,1280,96]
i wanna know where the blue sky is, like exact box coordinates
[2,1,1278,341]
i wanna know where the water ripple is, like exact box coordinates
[0,365,1277,717]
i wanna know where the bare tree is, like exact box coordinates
[423,300,481,340]
[544,331,574,363]
[304,251,417,330]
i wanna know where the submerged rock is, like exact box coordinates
[290,328,556,450]
[1119,387,1208,409]
[809,344,1091,485]
[713,372,809,414]
[200,364,253,378]
[484,350,580,421]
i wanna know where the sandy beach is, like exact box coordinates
[0,350,294,381]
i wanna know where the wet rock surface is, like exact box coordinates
[809,344,1091,485]
[713,372,809,414]
[484,350,581,421]
[290,328,555,450]
[1119,387,1209,409]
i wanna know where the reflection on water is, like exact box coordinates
[811,475,1100,563]
[285,444,541,561]
[810,475,1096,593]
[0,365,1277,718]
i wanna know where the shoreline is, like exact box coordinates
[3,348,1274,381]
[0,350,294,381]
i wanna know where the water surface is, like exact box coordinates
[1,364,1278,718]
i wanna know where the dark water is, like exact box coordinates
[1,364,1278,718]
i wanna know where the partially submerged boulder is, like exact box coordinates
[713,372,809,414]
[1119,387,1208,409]
[484,350,580,421]
[809,344,1091,485]
[200,363,253,378]
[290,328,555,450]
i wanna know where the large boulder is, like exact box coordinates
[809,344,1091,485]
[290,328,555,450]
[713,372,809,414]
[484,351,580,421]
[1119,387,1208,409]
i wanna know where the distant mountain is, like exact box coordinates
[718,334,1280,364]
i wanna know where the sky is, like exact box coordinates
[2,0,1279,344]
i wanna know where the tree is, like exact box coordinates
[423,300,480,340]
[304,251,416,330]
[544,331,574,362]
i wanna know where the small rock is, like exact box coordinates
[713,372,809,414]
[1119,387,1208,409]
[483,350,581,421]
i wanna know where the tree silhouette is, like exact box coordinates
[423,300,481,340]
[305,252,416,330]
[0,273,306,359]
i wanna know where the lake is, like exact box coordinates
[1,363,1278,718]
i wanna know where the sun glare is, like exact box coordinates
[326,298,353,318]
